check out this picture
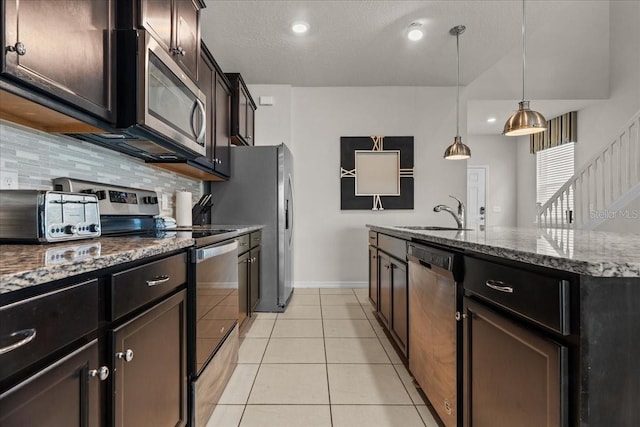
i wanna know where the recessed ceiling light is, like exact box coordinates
[487,117,497,123]
[407,23,424,41]
[291,21,309,34]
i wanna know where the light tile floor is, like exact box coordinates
[206,287,440,427]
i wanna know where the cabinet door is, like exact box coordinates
[0,340,104,427]
[368,246,378,308]
[237,252,249,325]
[214,73,231,176]
[2,0,115,121]
[378,252,392,328]
[140,0,173,52]
[249,247,261,311]
[112,291,187,427]
[246,101,255,145]
[464,298,567,427]
[238,86,249,142]
[174,0,200,81]
[391,259,408,355]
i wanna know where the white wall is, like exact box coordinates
[516,136,537,227]
[288,86,467,286]
[246,84,293,149]
[576,0,640,167]
[467,134,517,226]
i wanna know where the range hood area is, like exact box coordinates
[0,85,222,181]
[0,25,221,182]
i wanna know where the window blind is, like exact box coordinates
[536,142,575,205]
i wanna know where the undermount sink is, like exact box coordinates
[397,225,472,231]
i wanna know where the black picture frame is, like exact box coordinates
[340,136,414,210]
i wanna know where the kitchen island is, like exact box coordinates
[367,224,640,427]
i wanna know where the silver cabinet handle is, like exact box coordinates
[239,242,247,246]
[89,366,109,381]
[146,275,170,287]
[485,280,514,293]
[0,328,36,355]
[116,349,134,362]
[5,42,26,56]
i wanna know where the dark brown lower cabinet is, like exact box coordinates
[378,252,392,328]
[390,259,407,355]
[238,251,249,325]
[368,245,378,308]
[0,340,103,427]
[376,251,408,356]
[111,290,187,427]
[249,247,261,310]
[463,298,567,427]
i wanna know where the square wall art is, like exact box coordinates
[340,136,414,210]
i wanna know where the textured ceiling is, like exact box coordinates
[201,1,612,134]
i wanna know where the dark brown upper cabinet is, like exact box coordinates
[1,0,116,122]
[199,43,231,178]
[225,73,257,146]
[139,0,204,83]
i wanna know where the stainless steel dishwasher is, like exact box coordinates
[407,243,462,427]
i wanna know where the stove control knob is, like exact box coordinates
[64,225,77,235]
[89,224,100,233]
[143,196,158,204]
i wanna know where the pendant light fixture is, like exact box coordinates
[503,0,547,136]
[444,25,471,160]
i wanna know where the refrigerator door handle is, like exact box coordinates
[285,200,289,230]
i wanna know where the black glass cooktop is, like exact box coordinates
[108,228,238,247]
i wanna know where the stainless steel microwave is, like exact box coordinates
[66,30,206,161]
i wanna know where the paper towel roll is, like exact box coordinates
[175,191,192,227]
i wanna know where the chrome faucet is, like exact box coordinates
[434,195,466,229]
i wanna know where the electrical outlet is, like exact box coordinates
[0,171,18,189]
[161,193,169,211]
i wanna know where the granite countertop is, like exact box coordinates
[0,224,263,295]
[368,225,640,278]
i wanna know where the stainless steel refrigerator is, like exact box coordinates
[210,143,294,312]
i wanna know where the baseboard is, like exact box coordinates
[293,281,367,289]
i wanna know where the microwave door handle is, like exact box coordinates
[190,98,206,144]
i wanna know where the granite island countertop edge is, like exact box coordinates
[367,225,640,278]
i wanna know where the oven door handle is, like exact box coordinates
[197,241,238,262]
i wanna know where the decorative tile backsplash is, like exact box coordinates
[0,120,203,216]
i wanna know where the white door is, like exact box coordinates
[467,167,487,228]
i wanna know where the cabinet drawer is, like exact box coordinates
[378,233,406,261]
[368,231,377,247]
[111,253,187,320]
[237,234,250,254]
[464,257,570,335]
[250,230,261,248]
[0,280,99,384]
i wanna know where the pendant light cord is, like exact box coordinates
[456,30,460,137]
[522,0,526,102]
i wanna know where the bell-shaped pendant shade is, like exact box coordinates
[444,136,471,160]
[503,100,547,136]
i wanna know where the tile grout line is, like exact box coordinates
[237,316,277,426]
[320,289,334,427]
